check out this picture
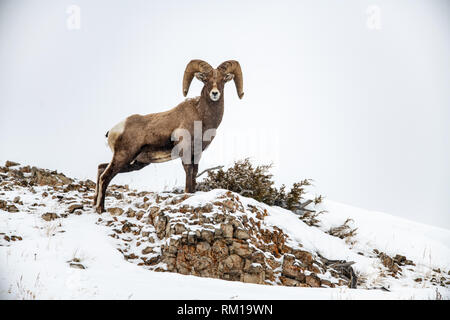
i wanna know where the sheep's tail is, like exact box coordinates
[104,131,109,148]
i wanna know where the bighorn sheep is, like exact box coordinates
[93,60,244,213]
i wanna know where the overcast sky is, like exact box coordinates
[0,0,449,228]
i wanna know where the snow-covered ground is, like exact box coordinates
[0,167,449,300]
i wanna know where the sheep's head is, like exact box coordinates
[183,60,244,102]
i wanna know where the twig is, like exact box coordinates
[196,165,224,178]
[367,286,391,292]
[298,199,313,210]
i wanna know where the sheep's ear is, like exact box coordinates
[224,73,234,82]
[195,72,207,82]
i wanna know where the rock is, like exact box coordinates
[167,238,180,255]
[281,254,305,282]
[68,204,83,213]
[321,279,334,288]
[229,241,252,258]
[292,249,313,265]
[125,253,139,260]
[249,251,266,265]
[244,260,264,274]
[187,232,197,245]
[6,204,19,213]
[220,223,234,238]
[194,256,212,273]
[174,223,187,235]
[222,199,235,212]
[200,229,214,243]
[178,249,209,274]
[404,259,415,266]
[219,254,243,274]
[380,253,399,274]
[196,241,211,254]
[69,263,85,269]
[121,222,133,233]
[149,206,160,216]
[126,208,136,218]
[136,210,145,220]
[5,161,20,168]
[234,228,250,240]
[83,179,96,189]
[213,213,226,223]
[211,239,229,258]
[142,246,153,255]
[200,203,213,213]
[394,254,406,265]
[174,245,195,274]
[42,213,59,221]
[280,276,301,287]
[107,207,124,216]
[214,228,223,239]
[13,196,21,203]
[305,273,321,287]
[241,272,265,284]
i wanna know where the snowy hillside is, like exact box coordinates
[0,161,449,300]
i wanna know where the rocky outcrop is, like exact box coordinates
[98,190,354,288]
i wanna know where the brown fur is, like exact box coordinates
[94,60,244,213]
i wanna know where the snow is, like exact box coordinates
[0,185,449,300]
[321,200,450,271]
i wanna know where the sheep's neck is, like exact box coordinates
[197,91,224,130]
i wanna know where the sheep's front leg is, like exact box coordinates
[183,163,198,193]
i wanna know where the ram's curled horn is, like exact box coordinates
[218,60,244,99]
[182,60,213,97]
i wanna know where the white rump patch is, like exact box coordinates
[107,120,126,151]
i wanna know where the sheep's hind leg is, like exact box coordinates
[95,158,149,213]
[96,154,132,213]
[93,163,108,207]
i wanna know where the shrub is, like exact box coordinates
[197,158,324,225]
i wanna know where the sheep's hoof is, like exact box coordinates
[95,206,104,214]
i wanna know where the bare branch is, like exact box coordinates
[196,165,224,178]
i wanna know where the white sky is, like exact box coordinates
[0,0,449,228]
